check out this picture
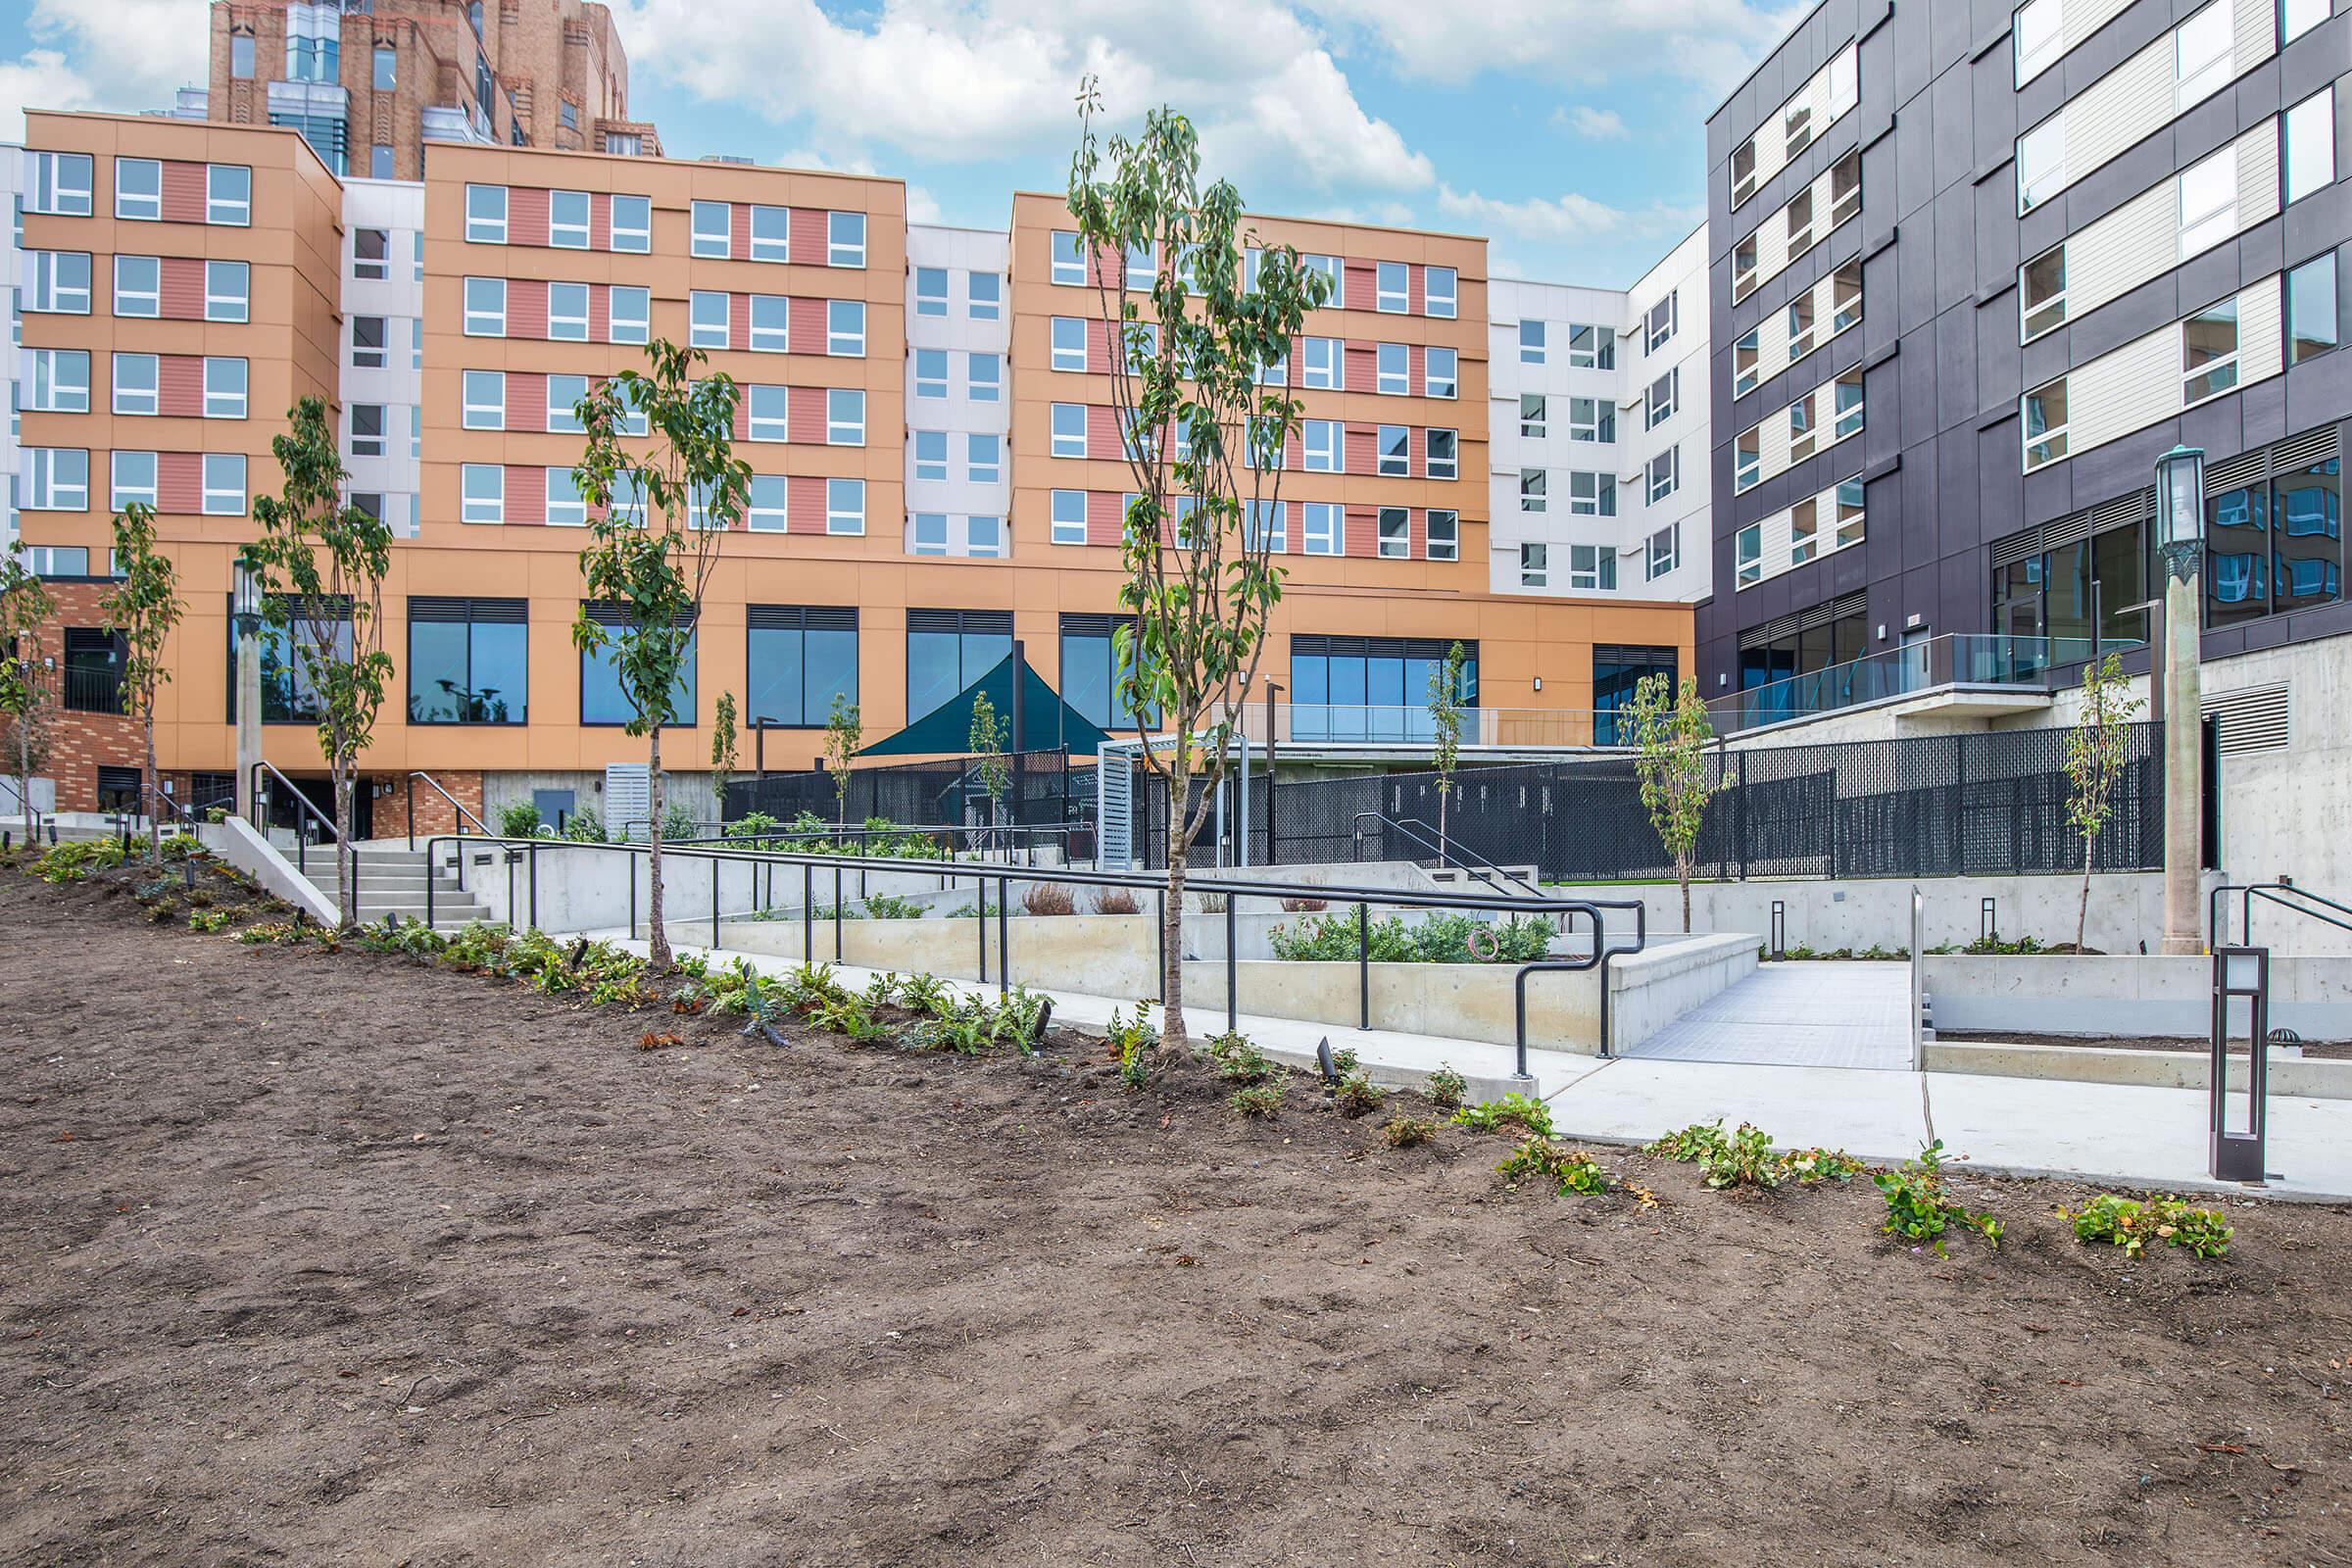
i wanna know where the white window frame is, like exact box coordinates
[461,464,505,524]
[2014,0,2062,84]
[2285,86,2336,205]
[913,429,950,480]
[204,357,248,419]
[2018,113,2067,214]
[2181,298,2242,405]
[966,432,1002,483]
[1737,525,1763,586]
[910,512,950,557]
[914,348,949,400]
[1246,499,1286,553]
[116,157,162,220]
[828,299,866,357]
[1301,337,1342,389]
[207,164,252,226]
[746,384,788,443]
[2020,247,2068,340]
[1567,323,1615,371]
[915,267,950,318]
[610,194,651,253]
[1051,317,1088,371]
[463,369,506,429]
[1520,469,1547,514]
[1051,489,1088,544]
[967,351,1001,401]
[205,261,250,323]
[1519,395,1546,439]
[734,473,782,533]
[1647,446,1680,505]
[1519,542,1549,588]
[354,226,390,279]
[547,373,590,435]
[113,352,160,416]
[1646,368,1679,429]
[1377,424,1410,477]
[25,449,92,512]
[1426,509,1458,563]
[1051,230,1085,285]
[967,514,1004,559]
[1425,266,1457,319]
[1426,345,1458,400]
[349,403,386,458]
[27,349,92,413]
[112,449,159,511]
[1646,525,1680,581]
[1376,507,1409,560]
[1375,261,1408,313]
[1569,398,1612,444]
[465,275,507,337]
[352,314,389,368]
[749,294,790,353]
[691,200,731,259]
[828,211,866,269]
[1569,544,1615,592]
[690,290,729,349]
[2179,146,2238,258]
[548,188,590,249]
[827,387,866,446]
[1569,470,1615,517]
[1376,342,1408,395]
[1051,403,1088,458]
[609,285,650,344]
[2175,1,2234,112]
[1302,419,1341,473]
[1427,427,1458,481]
[466,183,508,243]
[202,454,246,515]
[1301,502,1342,557]
[825,477,865,534]
[114,255,160,318]
[1519,319,1546,366]
[27,151,93,216]
[749,204,790,262]
[969,271,1002,320]
[2022,378,2069,469]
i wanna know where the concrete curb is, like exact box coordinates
[1927,1039,2352,1101]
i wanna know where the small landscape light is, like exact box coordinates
[1315,1036,1339,1084]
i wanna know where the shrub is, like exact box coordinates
[1496,1136,1610,1196]
[1204,1030,1279,1085]
[160,832,205,860]
[1267,910,1551,964]
[203,805,230,824]
[1645,1120,1731,1163]
[188,908,231,932]
[1194,891,1228,913]
[562,807,606,843]
[1424,1063,1468,1111]
[2062,1193,2232,1259]
[860,894,926,920]
[1231,1082,1286,1118]
[1104,1002,1154,1089]
[1452,1093,1553,1139]
[31,839,127,884]
[726,811,782,845]
[1697,1123,1782,1190]
[238,918,311,946]
[1873,1141,2002,1256]
[1381,1115,1438,1148]
[898,971,953,1014]
[1091,887,1143,915]
[1279,895,1328,912]
[498,801,543,838]
[1021,883,1076,916]
[1334,1070,1385,1118]
[995,985,1053,1054]
[909,999,995,1055]
[1779,1148,1868,1185]
[354,916,449,958]
[661,803,701,842]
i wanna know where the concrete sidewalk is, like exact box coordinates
[614,935,2352,1202]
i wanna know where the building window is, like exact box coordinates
[913,429,949,480]
[113,353,159,416]
[581,606,695,726]
[1592,647,1675,744]
[915,267,949,317]
[809,387,860,447]
[25,449,92,512]
[1569,471,1616,517]
[828,211,867,268]
[967,351,1001,400]
[1833,371,1865,438]
[1567,323,1616,370]
[1734,233,1759,300]
[610,195,651,253]
[62,627,126,715]
[966,432,1001,482]
[1519,395,1545,438]
[350,404,386,458]
[1051,403,1088,458]
[1520,469,1547,514]
[1519,319,1545,366]
[1731,137,1758,207]
[463,369,505,429]
[114,255,160,317]
[1647,447,1679,504]
[1646,525,1680,580]
[2021,246,2068,339]
[690,201,730,258]
[1246,500,1286,554]
[679,289,723,349]
[2285,86,2336,205]
[1737,525,1763,586]
[1568,398,1614,443]
[355,227,390,279]
[1377,425,1409,476]
[27,151,93,215]
[595,285,643,344]
[204,164,252,226]
[352,316,387,368]
[1375,261,1408,313]
[1427,510,1458,562]
[1426,266,1457,319]
[1291,635,1477,742]
[115,158,161,220]
[1051,489,1088,545]
[1301,337,1341,390]
[548,189,590,249]
[828,300,866,357]
[465,276,506,336]
[2023,379,2069,469]
[826,478,865,535]
[2289,253,2339,363]
[742,294,785,352]
[2179,146,2238,259]
[466,183,508,243]
[2014,0,2061,82]
[408,598,526,724]
[1519,543,1549,588]
[1058,613,1144,728]
[1052,317,1087,370]
[230,32,254,77]
[969,271,1002,319]
[461,464,504,524]
[747,607,858,727]
[905,610,1011,722]
[1736,427,1761,491]
[1301,503,1342,557]
[28,349,91,413]
[2182,297,2241,404]
[1376,342,1408,395]
[199,454,246,516]
[370,146,394,178]
[916,349,950,400]
[111,450,158,511]
[1645,292,1676,354]
[1645,368,1679,428]
[1428,428,1458,480]
[747,474,788,532]
[745,204,788,262]
[1426,346,1457,399]
[2018,114,2066,213]
[1051,230,1085,285]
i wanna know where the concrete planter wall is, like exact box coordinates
[716,912,1161,1000]
[1924,954,2352,1042]
[1926,1039,2352,1100]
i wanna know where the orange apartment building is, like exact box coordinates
[10,109,1692,835]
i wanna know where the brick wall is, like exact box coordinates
[402,768,486,839]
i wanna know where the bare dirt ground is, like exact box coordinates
[5,859,2352,1567]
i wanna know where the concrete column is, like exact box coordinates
[234,626,261,821]
[2161,560,2202,956]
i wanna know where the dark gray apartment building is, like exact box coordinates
[1701,0,2348,709]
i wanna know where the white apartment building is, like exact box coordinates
[1486,223,1710,603]
[3,146,24,554]
[904,223,1010,559]
[342,177,424,538]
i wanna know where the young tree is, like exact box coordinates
[0,543,58,838]
[1070,80,1330,1056]
[2063,651,2143,954]
[570,340,750,969]
[968,689,1009,825]
[1628,673,1724,934]
[241,397,395,930]
[105,503,183,862]
[1427,640,1470,860]
[822,692,861,829]
[710,688,739,820]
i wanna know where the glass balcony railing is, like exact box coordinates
[1707,633,2142,735]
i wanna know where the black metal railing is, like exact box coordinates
[60,664,126,715]
[424,835,1648,1069]
[249,760,347,901]
[2208,882,2352,949]
[1351,810,1545,902]
[405,770,491,849]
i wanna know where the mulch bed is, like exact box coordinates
[5,851,2351,1566]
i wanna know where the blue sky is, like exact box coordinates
[3,0,1806,287]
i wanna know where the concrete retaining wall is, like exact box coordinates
[215,815,338,924]
[715,912,1162,1001]
[1927,1039,2352,1100]
[1924,954,2352,1042]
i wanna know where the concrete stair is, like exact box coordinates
[291,847,492,931]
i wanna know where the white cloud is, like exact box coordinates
[612,0,1427,197]
[1435,183,1625,241]
[906,183,944,223]
[1308,0,1805,91]
[27,0,204,106]
[1556,105,1628,139]
[0,50,98,143]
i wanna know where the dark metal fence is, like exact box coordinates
[1138,721,2167,881]
[724,749,1093,830]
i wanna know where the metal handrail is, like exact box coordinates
[424,834,1648,1066]
[249,760,346,892]
[1350,809,1545,902]
[406,770,491,849]
[678,821,1090,866]
[2208,881,2352,949]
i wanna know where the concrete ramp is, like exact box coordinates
[1626,960,1914,1070]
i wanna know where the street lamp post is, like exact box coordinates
[232,560,263,822]
[2155,444,2206,956]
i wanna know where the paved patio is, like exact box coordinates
[1624,960,1914,1069]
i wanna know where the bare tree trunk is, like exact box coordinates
[1438,789,1448,863]
[1679,856,1693,934]
[1159,757,1192,1058]
[334,752,357,931]
[647,725,671,968]
[2078,836,2093,954]
[142,701,160,863]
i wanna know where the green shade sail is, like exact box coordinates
[858,652,1113,758]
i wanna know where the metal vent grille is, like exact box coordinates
[1739,590,1868,651]
[2201,683,2291,756]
